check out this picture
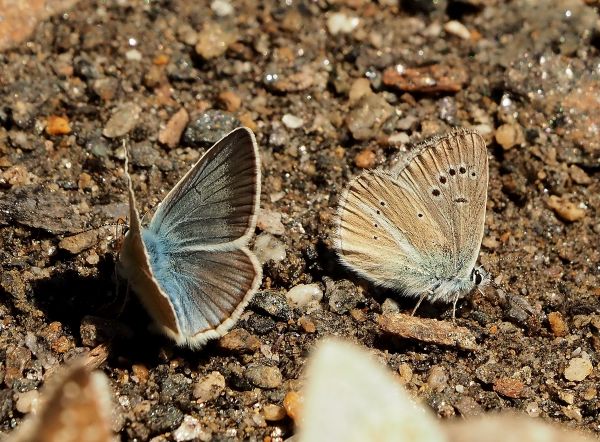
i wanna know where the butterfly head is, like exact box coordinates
[471,266,490,288]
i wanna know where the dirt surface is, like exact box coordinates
[1,0,599,440]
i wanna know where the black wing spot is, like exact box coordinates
[373,236,378,240]
[417,213,424,218]
[380,201,386,206]
[449,168,456,176]
[454,197,468,203]
[439,176,447,184]
[432,188,441,197]
[459,166,467,174]
[376,209,381,215]
[374,223,378,228]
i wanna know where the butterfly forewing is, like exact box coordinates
[150,127,260,250]
[392,129,488,276]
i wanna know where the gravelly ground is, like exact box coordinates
[1,0,599,440]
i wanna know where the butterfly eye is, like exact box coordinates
[472,268,483,285]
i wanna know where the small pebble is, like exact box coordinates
[262,404,286,421]
[348,78,372,105]
[427,366,448,392]
[58,230,99,254]
[256,209,285,235]
[51,335,74,354]
[132,364,150,384]
[548,311,568,337]
[211,0,233,17]
[346,93,393,141]
[125,49,142,61]
[282,114,304,129]
[564,357,593,382]
[253,232,286,264]
[381,298,400,314]
[244,364,282,389]
[182,110,241,147]
[195,22,237,59]
[444,20,471,40]
[493,377,525,398]
[158,108,189,149]
[2,165,30,187]
[286,283,323,308]
[495,123,523,150]
[46,115,71,135]
[325,278,365,314]
[249,290,293,321]
[102,102,141,138]
[193,371,226,403]
[547,195,586,222]
[378,313,478,351]
[354,149,376,169]
[173,415,203,442]
[218,90,241,112]
[298,316,316,333]
[283,391,303,425]
[15,390,39,414]
[327,12,359,35]
[382,64,467,94]
[397,363,413,385]
[218,328,260,353]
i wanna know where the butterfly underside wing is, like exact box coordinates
[335,128,488,304]
[119,127,262,348]
[298,339,447,442]
[9,362,114,442]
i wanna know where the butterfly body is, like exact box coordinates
[335,128,489,310]
[119,127,262,348]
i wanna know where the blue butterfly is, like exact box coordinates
[119,127,262,348]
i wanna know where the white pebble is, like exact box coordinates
[15,390,40,414]
[125,49,142,61]
[173,415,203,442]
[282,113,304,129]
[286,283,323,307]
[327,12,360,35]
[444,20,471,40]
[211,0,233,17]
[257,209,285,235]
[253,233,286,264]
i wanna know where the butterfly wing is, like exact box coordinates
[10,362,114,442]
[149,127,261,251]
[299,339,446,442]
[154,247,261,347]
[336,129,488,296]
[119,127,262,346]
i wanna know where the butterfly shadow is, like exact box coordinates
[29,252,188,364]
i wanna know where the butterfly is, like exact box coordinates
[8,361,115,442]
[298,339,595,442]
[118,127,262,348]
[335,128,489,316]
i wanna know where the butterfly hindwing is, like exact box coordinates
[156,247,261,345]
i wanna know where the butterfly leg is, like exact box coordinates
[451,292,460,320]
[411,291,432,316]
